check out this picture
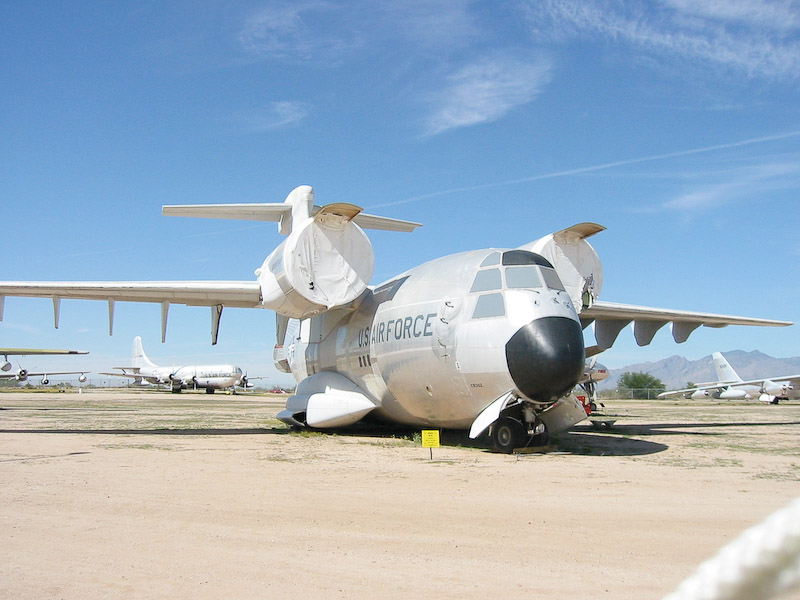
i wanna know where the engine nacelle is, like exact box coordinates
[762,379,791,397]
[256,203,374,319]
[521,222,605,310]
[78,374,87,383]
[40,377,49,385]
[691,389,711,399]
[15,369,28,382]
[719,387,748,399]
[1,360,12,372]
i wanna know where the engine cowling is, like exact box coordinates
[521,223,605,310]
[256,203,374,319]
[762,379,791,397]
[15,369,28,382]
[78,374,87,383]
[691,389,711,399]
[40,377,49,385]
[1,360,12,372]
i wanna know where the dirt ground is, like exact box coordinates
[1,389,798,600]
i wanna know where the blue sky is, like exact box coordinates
[1,1,798,385]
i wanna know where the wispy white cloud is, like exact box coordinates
[661,0,800,33]
[237,2,361,63]
[663,161,800,211]
[423,54,552,136]
[235,101,310,132]
[524,0,800,79]
[370,130,800,208]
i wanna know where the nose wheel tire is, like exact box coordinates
[492,417,526,454]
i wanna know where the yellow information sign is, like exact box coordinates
[421,429,440,448]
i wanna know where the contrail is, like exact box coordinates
[370,130,800,209]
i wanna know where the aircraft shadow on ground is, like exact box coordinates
[574,420,800,437]
[0,427,290,436]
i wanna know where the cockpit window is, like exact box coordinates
[502,250,553,268]
[470,268,502,292]
[541,267,565,291]
[472,293,505,318]
[505,266,543,289]
[480,252,501,267]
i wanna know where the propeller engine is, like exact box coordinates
[762,379,792,397]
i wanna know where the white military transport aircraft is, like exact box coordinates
[658,352,800,404]
[0,347,89,384]
[102,336,245,394]
[0,186,791,451]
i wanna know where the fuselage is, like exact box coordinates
[284,248,585,429]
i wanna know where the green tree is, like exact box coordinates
[618,371,666,399]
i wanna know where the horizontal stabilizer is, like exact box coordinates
[163,203,421,233]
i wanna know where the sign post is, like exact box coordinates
[421,429,440,460]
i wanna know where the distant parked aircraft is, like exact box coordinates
[0,347,89,384]
[102,337,245,394]
[658,352,800,404]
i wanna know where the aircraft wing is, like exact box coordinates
[0,348,88,355]
[0,280,263,344]
[657,384,726,398]
[99,372,142,379]
[0,370,88,379]
[581,300,792,353]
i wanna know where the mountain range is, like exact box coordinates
[598,350,800,391]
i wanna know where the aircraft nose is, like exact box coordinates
[505,316,585,403]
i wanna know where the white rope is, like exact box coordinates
[663,497,800,600]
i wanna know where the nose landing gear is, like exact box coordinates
[491,411,548,454]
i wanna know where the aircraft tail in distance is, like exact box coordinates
[132,336,157,369]
[712,352,743,384]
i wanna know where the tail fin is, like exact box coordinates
[132,336,157,369]
[712,352,742,383]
